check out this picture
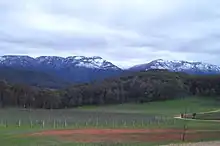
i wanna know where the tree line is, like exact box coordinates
[0,69,220,109]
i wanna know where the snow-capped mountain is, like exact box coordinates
[0,55,37,67]
[2,55,219,86]
[0,55,120,70]
[0,55,122,83]
[129,59,220,74]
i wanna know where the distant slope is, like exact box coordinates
[129,59,220,74]
[0,55,123,83]
[0,67,70,88]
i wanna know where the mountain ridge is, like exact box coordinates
[129,59,220,74]
[0,55,121,70]
[0,55,123,84]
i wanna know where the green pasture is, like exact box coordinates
[0,97,220,146]
[78,96,220,115]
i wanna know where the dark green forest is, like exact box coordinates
[0,69,220,109]
[0,67,71,88]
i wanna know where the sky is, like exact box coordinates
[0,0,220,68]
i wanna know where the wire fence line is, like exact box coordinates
[0,116,178,129]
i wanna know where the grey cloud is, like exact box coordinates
[1,0,220,68]
[0,33,109,49]
[177,33,220,54]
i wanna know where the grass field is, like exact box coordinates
[1,97,220,146]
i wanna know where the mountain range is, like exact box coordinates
[0,55,220,88]
[0,55,119,70]
[129,59,220,74]
[0,55,122,87]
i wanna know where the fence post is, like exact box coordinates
[42,120,45,128]
[53,120,56,129]
[30,120,33,128]
[181,124,187,142]
[96,118,99,127]
[123,121,126,127]
[18,119,21,127]
[132,120,135,127]
[64,119,67,128]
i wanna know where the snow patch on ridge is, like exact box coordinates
[0,55,120,70]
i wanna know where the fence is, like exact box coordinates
[0,116,178,129]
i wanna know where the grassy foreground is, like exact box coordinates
[0,97,220,146]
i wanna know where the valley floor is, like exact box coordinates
[1,97,220,146]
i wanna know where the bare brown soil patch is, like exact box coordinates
[28,129,220,143]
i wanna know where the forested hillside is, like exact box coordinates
[0,67,71,88]
[0,69,220,109]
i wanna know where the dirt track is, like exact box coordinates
[28,128,220,143]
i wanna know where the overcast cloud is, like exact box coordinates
[0,0,220,68]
